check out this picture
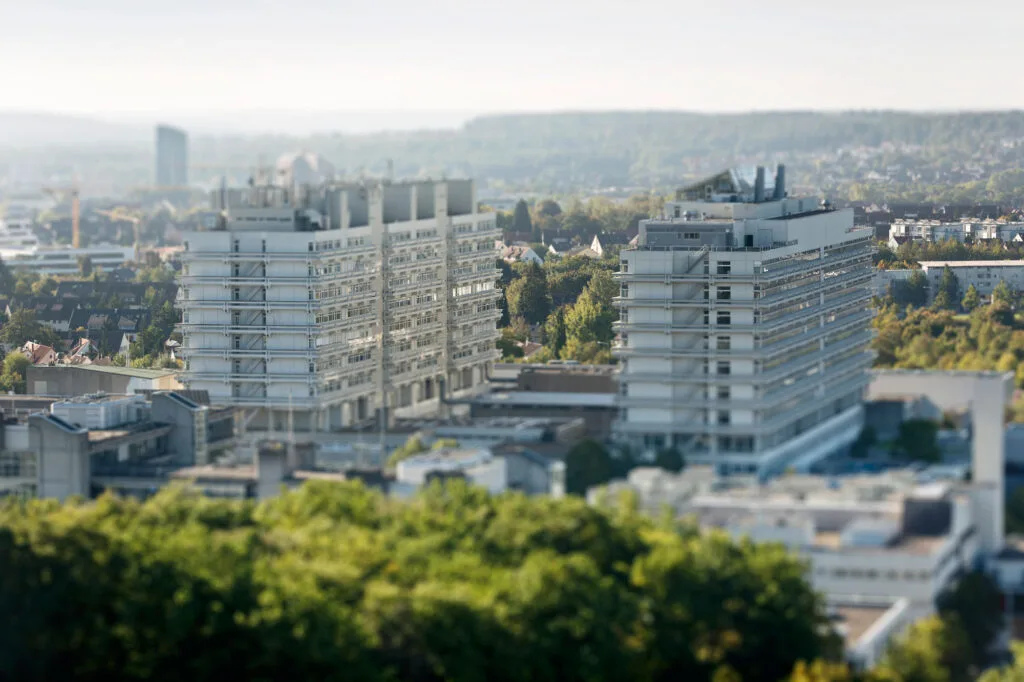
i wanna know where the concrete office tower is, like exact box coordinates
[178,178,500,434]
[614,166,875,476]
[155,124,189,188]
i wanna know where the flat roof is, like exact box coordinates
[59,364,178,379]
[918,260,1024,268]
[87,422,173,444]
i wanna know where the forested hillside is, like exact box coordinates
[8,110,1024,200]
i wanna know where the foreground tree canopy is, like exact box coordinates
[0,482,839,682]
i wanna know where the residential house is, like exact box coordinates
[20,341,57,366]
[500,244,543,265]
[589,232,635,257]
[550,243,600,260]
[34,307,73,334]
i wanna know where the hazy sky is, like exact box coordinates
[5,0,1024,117]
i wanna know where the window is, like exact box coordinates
[717,361,730,375]
[717,412,730,425]
[717,385,730,400]
[232,239,240,253]
[620,284,629,298]
[717,286,731,301]
[717,311,731,325]
[717,261,731,275]
[620,260,629,273]
[684,232,700,239]
[232,288,240,301]
[703,309,710,325]
[261,239,267,253]
[308,242,314,252]
[717,336,731,350]
[232,335,241,350]
[674,206,681,218]
[703,285,709,300]
[309,362,315,374]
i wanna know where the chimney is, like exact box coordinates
[773,164,786,200]
[754,166,766,203]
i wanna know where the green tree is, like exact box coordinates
[511,198,533,235]
[0,257,14,297]
[994,280,1015,307]
[29,277,57,296]
[0,351,31,393]
[962,284,981,312]
[0,309,57,348]
[891,271,928,308]
[654,447,684,473]
[564,439,614,495]
[938,572,1004,668]
[1008,487,1024,534]
[77,255,93,277]
[933,267,961,311]
[980,643,1024,682]
[894,419,941,462]
[387,435,428,467]
[849,425,877,459]
[535,199,562,218]
[505,263,550,325]
[876,615,973,682]
[0,480,840,682]
[543,308,567,356]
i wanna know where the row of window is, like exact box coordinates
[820,567,931,582]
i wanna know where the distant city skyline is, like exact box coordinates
[6,0,1024,119]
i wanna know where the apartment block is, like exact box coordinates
[614,166,875,475]
[178,179,500,434]
[918,260,1024,300]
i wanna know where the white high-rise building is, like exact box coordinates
[614,166,874,476]
[178,179,500,433]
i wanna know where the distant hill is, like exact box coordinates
[6,110,1024,201]
[0,112,150,148]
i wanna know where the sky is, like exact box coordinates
[4,0,1024,127]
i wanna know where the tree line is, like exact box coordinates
[498,257,619,364]
[0,481,1009,682]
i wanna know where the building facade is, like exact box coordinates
[155,124,189,188]
[178,178,500,433]
[918,260,1024,300]
[614,166,875,475]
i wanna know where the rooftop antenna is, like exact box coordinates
[386,159,394,182]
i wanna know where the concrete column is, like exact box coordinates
[972,373,1012,552]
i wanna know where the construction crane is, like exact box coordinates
[41,183,80,248]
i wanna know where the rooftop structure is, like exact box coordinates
[615,165,875,475]
[178,178,500,435]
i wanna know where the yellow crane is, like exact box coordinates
[41,183,80,248]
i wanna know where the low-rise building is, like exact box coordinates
[26,364,181,397]
[0,391,235,500]
[393,444,564,497]
[873,269,915,298]
[593,465,983,661]
[468,363,618,437]
[918,260,1024,299]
